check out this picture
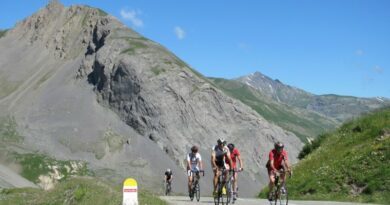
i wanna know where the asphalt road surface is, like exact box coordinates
[160,196,379,205]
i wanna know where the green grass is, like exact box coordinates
[151,66,166,76]
[13,153,92,183]
[121,38,148,55]
[209,77,337,142]
[0,29,8,38]
[0,177,167,205]
[0,116,23,143]
[260,107,390,204]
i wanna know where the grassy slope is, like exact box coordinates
[260,108,390,204]
[0,177,167,205]
[209,77,338,142]
[0,29,8,38]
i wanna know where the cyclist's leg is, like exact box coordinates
[233,169,238,196]
[213,167,220,193]
[188,170,193,194]
[268,169,275,200]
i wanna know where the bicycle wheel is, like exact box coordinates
[195,182,200,202]
[274,186,282,205]
[226,180,232,204]
[214,182,221,205]
[278,186,288,205]
[165,183,168,196]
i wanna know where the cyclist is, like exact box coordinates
[211,138,233,196]
[164,168,173,191]
[266,142,291,201]
[187,145,203,197]
[226,143,243,200]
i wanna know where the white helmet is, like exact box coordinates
[166,168,171,173]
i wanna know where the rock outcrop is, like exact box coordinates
[0,1,302,196]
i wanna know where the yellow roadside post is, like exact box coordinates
[123,178,138,205]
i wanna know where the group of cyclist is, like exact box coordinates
[164,138,291,201]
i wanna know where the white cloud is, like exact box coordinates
[120,9,143,27]
[373,65,384,74]
[355,49,364,56]
[174,26,185,40]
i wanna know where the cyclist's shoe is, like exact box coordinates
[267,192,273,201]
[233,192,237,200]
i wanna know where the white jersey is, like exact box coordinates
[187,152,202,170]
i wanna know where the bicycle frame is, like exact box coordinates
[190,170,204,202]
[270,169,289,205]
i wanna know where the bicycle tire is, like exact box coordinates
[165,183,168,196]
[196,182,200,201]
[278,186,288,205]
[214,182,221,205]
[226,180,232,204]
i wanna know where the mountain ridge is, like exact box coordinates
[237,71,390,122]
[0,1,302,197]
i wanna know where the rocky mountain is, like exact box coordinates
[209,77,338,142]
[0,1,302,196]
[237,72,390,122]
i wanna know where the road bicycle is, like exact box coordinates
[226,169,242,204]
[164,180,172,196]
[269,169,290,205]
[189,170,204,202]
[214,167,232,205]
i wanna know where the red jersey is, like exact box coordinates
[225,148,240,168]
[269,149,288,170]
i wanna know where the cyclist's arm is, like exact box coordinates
[211,151,217,169]
[270,159,276,171]
[284,158,291,173]
[186,154,191,170]
[237,154,243,170]
[225,150,233,170]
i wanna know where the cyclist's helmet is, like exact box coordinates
[166,168,171,173]
[191,145,198,153]
[274,142,284,151]
[217,138,226,145]
[227,143,235,152]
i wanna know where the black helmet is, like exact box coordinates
[217,138,226,145]
[274,142,284,150]
[191,145,198,152]
[227,143,235,151]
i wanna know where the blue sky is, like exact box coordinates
[1,0,389,98]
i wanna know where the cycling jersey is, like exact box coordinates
[187,152,202,170]
[165,171,173,180]
[212,145,230,167]
[225,148,240,168]
[268,149,288,170]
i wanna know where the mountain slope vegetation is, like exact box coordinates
[282,107,389,204]
[238,72,390,123]
[0,177,167,205]
[0,1,303,196]
[209,77,338,141]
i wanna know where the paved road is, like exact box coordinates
[160,196,379,205]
